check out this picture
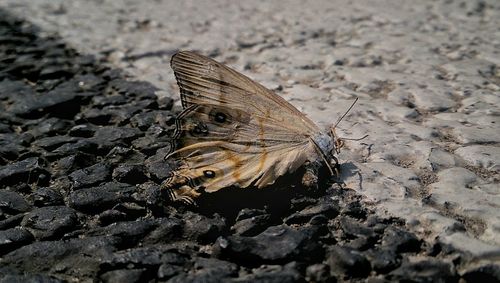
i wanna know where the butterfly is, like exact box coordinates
[163,51,346,205]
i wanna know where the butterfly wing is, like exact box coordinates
[164,51,320,204]
[171,51,320,136]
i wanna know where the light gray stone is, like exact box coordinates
[455,145,500,171]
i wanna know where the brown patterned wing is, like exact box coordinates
[164,51,319,204]
[170,51,319,138]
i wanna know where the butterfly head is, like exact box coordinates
[327,97,358,156]
[330,127,345,154]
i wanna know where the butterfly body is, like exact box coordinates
[164,51,339,205]
[313,131,335,156]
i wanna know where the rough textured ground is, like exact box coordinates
[0,0,499,282]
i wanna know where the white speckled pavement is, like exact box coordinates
[3,0,498,261]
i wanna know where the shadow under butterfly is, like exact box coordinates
[163,51,359,207]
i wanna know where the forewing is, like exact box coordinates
[170,51,320,138]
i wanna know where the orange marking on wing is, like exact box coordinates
[222,148,243,183]
[257,117,267,173]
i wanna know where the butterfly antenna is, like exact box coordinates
[339,135,369,141]
[330,97,358,154]
[333,97,358,130]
